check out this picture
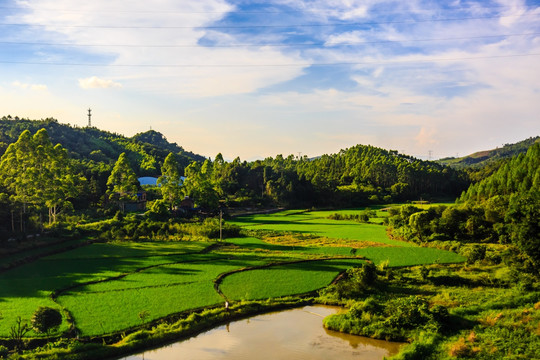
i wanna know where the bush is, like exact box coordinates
[31,307,63,336]
[384,296,431,329]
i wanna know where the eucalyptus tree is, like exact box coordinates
[0,129,81,227]
[181,160,219,210]
[106,152,140,212]
[157,153,182,210]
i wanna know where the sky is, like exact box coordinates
[0,0,539,161]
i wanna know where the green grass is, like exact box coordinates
[355,247,465,267]
[231,210,411,247]
[226,237,359,257]
[0,241,211,336]
[0,207,465,339]
[220,258,366,300]
[57,259,250,335]
[0,238,87,269]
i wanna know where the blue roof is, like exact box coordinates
[138,177,158,186]
[138,176,186,186]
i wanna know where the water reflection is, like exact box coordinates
[122,306,403,360]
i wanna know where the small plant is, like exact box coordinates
[138,310,150,325]
[9,316,31,352]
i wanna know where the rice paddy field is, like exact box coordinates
[0,208,465,338]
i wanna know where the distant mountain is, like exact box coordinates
[0,116,206,176]
[438,136,539,169]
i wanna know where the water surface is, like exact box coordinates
[123,306,403,360]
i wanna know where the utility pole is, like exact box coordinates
[219,208,223,241]
[87,108,92,127]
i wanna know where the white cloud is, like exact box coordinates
[12,81,48,91]
[12,0,307,97]
[415,126,438,147]
[325,31,365,46]
[78,76,122,89]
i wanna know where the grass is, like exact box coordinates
[57,260,240,335]
[0,241,211,336]
[0,207,465,340]
[231,209,413,247]
[355,247,465,267]
[387,265,540,359]
[220,258,366,301]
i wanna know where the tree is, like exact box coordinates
[106,153,140,212]
[506,192,540,272]
[31,307,62,336]
[0,129,81,227]
[157,153,182,210]
[181,161,219,210]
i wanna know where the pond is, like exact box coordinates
[122,306,403,360]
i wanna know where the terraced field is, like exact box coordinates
[0,208,464,338]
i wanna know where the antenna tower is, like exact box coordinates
[87,108,92,127]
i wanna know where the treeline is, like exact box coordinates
[387,143,540,273]
[181,145,469,209]
[0,119,471,238]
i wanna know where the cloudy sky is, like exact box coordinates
[1,0,539,160]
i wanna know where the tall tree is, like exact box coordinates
[181,161,219,210]
[0,129,80,226]
[106,153,140,212]
[157,153,182,210]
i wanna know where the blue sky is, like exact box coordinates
[0,0,539,160]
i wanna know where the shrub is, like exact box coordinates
[31,307,63,336]
[384,296,431,329]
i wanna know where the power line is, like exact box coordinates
[1,52,538,68]
[0,13,537,30]
[0,3,524,15]
[1,32,537,48]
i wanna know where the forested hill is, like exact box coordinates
[296,145,468,200]
[437,136,539,169]
[386,142,539,271]
[459,142,540,203]
[0,117,206,176]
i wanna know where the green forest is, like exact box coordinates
[0,116,469,236]
[0,117,538,360]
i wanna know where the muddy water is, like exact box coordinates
[122,306,404,360]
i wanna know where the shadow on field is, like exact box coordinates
[0,244,206,299]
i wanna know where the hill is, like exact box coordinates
[0,116,206,177]
[437,136,539,169]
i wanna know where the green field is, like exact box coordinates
[0,208,464,337]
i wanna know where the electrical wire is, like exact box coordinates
[0,52,538,68]
[0,13,538,29]
[0,32,538,48]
